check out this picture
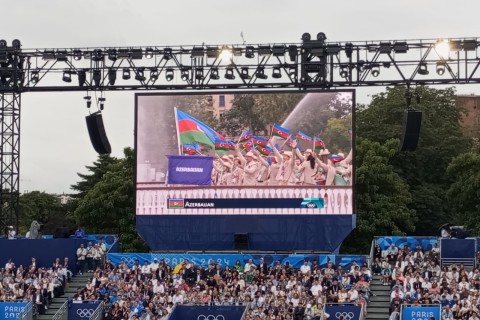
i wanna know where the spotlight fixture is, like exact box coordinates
[195,67,204,80]
[92,69,102,87]
[163,48,173,60]
[345,43,353,59]
[91,49,104,62]
[258,45,271,56]
[256,66,268,79]
[379,42,392,54]
[78,69,87,87]
[272,45,285,56]
[206,47,220,58]
[288,66,297,79]
[108,49,117,61]
[339,65,349,78]
[245,46,255,59]
[122,68,131,80]
[393,41,408,53]
[62,69,72,83]
[149,68,159,81]
[73,49,82,61]
[135,68,146,81]
[232,47,242,56]
[210,67,220,80]
[181,66,191,81]
[436,61,446,75]
[288,45,298,62]
[371,63,380,77]
[418,62,429,75]
[272,66,282,79]
[225,66,235,80]
[118,49,130,59]
[192,47,205,58]
[56,50,68,62]
[99,97,106,111]
[108,69,116,85]
[42,50,55,60]
[145,47,154,59]
[165,68,174,81]
[240,67,250,80]
[11,39,21,50]
[131,49,143,60]
[30,71,39,84]
[301,33,311,42]
[84,96,92,109]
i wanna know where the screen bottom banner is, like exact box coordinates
[167,197,324,209]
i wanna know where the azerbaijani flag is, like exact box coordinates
[314,137,325,150]
[241,140,254,152]
[272,124,290,139]
[286,135,296,148]
[214,138,235,151]
[256,145,273,156]
[182,144,200,155]
[252,136,268,147]
[238,130,254,143]
[168,199,185,208]
[296,131,312,142]
[176,108,222,148]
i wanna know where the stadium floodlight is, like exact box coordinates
[165,68,174,81]
[225,66,235,80]
[62,69,72,83]
[436,61,446,75]
[122,68,131,80]
[418,62,429,75]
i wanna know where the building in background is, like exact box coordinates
[456,95,480,138]
[210,94,234,119]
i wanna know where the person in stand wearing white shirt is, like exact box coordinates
[300,261,311,275]
[141,261,151,276]
[310,279,323,297]
[172,290,184,305]
[244,259,256,273]
[76,244,87,275]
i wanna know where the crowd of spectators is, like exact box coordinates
[69,256,374,320]
[0,256,71,315]
[372,243,480,320]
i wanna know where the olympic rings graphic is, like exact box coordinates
[76,308,95,318]
[197,315,225,320]
[334,311,355,320]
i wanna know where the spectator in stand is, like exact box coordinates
[74,226,86,238]
[76,243,87,275]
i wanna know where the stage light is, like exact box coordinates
[92,69,102,86]
[192,47,204,58]
[245,46,254,59]
[288,45,297,62]
[326,44,341,55]
[195,67,204,80]
[122,68,131,80]
[272,45,285,56]
[163,48,173,60]
[371,63,380,77]
[84,96,92,109]
[463,39,477,51]
[181,67,190,81]
[258,45,271,56]
[219,48,233,62]
[393,41,408,53]
[118,49,130,59]
[30,71,39,84]
[0,51,7,64]
[12,39,21,50]
[165,68,174,81]
[108,69,116,85]
[339,65,349,78]
[149,68,159,81]
[210,67,220,80]
[225,66,235,80]
[78,69,86,87]
[62,69,72,83]
[435,39,450,59]
[288,66,297,79]
[108,49,117,61]
[92,49,104,62]
[240,67,250,80]
[301,33,311,42]
[145,48,154,59]
[345,43,353,58]
[317,32,327,42]
[418,62,429,75]
[135,68,146,81]
[379,42,392,54]
[73,50,82,61]
[99,97,106,111]
[131,49,143,60]
[232,47,242,56]
[206,47,220,58]
[436,61,446,75]
[272,66,282,79]
[56,50,68,62]
[449,40,462,52]
[42,50,55,60]
[256,66,268,79]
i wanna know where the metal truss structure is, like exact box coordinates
[1,33,480,229]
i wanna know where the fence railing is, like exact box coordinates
[89,301,104,320]
[18,302,33,320]
[52,300,68,320]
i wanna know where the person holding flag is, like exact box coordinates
[236,144,260,185]
[213,154,234,185]
[251,149,270,185]
[269,140,296,185]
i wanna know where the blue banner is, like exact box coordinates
[170,305,246,320]
[375,236,438,251]
[0,302,28,320]
[401,305,441,320]
[68,301,100,320]
[167,155,213,185]
[324,304,362,320]
[108,253,367,270]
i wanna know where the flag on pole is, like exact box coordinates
[252,136,268,147]
[182,144,200,155]
[256,145,273,156]
[241,140,254,152]
[238,130,254,142]
[314,137,326,150]
[214,138,236,151]
[286,135,296,148]
[175,108,223,148]
[296,131,312,142]
[272,124,290,139]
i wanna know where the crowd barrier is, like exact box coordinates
[325,303,363,320]
[374,236,438,251]
[169,305,247,320]
[68,301,100,320]
[107,253,367,269]
[0,302,29,320]
[400,304,441,320]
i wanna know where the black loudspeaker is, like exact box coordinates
[234,233,249,251]
[400,110,422,151]
[86,112,111,154]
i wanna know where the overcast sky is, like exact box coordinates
[3,0,480,194]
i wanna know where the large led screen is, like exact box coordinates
[136,91,354,216]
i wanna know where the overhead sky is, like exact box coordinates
[3,0,480,193]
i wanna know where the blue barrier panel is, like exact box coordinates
[0,302,28,320]
[108,253,367,269]
[68,301,100,320]
[324,303,362,320]
[440,238,475,259]
[374,236,438,251]
[401,305,440,320]
[169,305,246,320]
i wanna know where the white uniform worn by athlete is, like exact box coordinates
[238,150,259,186]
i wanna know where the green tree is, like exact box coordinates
[342,138,417,253]
[74,148,149,252]
[447,151,480,233]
